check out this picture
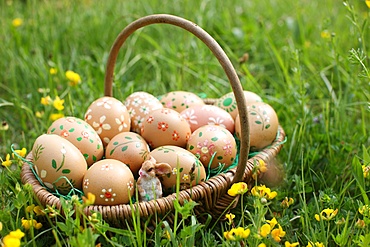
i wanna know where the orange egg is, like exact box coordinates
[160,91,205,113]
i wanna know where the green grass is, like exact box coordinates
[1,0,369,246]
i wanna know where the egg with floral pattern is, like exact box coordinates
[180,104,235,133]
[84,96,131,146]
[186,125,237,169]
[141,108,191,149]
[124,91,163,133]
[31,134,88,194]
[160,91,205,113]
[235,102,279,151]
[150,145,206,194]
[82,159,134,205]
[47,116,104,166]
[215,91,263,119]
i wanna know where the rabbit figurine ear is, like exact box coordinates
[155,163,172,176]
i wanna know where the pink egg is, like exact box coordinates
[180,104,235,133]
[141,108,191,149]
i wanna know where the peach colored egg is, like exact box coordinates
[235,102,279,151]
[47,116,104,167]
[82,159,134,205]
[105,132,150,176]
[186,125,237,169]
[160,91,205,113]
[31,134,88,194]
[84,96,131,146]
[180,104,235,133]
[150,145,206,194]
[215,91,263,119]
[141,108,191,149]
[124,91,163,133]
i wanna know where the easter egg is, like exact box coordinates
[105,132,150,176]
[180,104,235,133]
[47,116,104,166]
[124,91,163,133]
[31,134,88,194]
[160,91,205,113]
[150,145,206,193]
[235,102,279,151]
[84,96,131,146]
[186,125,237,169]
[82,159,135,205]
[141,108,191,149]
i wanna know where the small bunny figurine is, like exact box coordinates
[136,156,172,201]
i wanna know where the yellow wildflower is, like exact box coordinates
[13,148,27,158]
[2,154,12,167]
[21,218,42,230]
[281,197,295,208]
[66,70,81,86]
[366,0,370,8]
[307,242,324,247]
[49,68,57,75]
[50,113,64,121]
[227,182,248,196]
[40,96,52,106]
[258,244,267,247]
[355,219,366,228]
[266,217,278,228]
[35,111,44,118]
[320,30,331,39]
[225,213,235,224]
[82,192,96,206]
[3,229,25,247]
[260,223,271,238]
[0,222,3,231]
[12,18,23,27]
[251,184,278,200]
[315,208,338,221]
[224,227,250,241]
[271,224,286,242]
[362,165,370,178]
[53,96,65,111]
[258,160,267,172]
[285,241,299,247]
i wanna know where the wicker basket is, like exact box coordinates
[21,14,286,231]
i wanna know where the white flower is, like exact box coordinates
[115,115,128,132]
[139,105,150,115]
[93,116,111,134]
[96,98,112,109]
[132,98,142,107]
[181,109,198,125]
[128,107,136,116]
[208,117,226,128]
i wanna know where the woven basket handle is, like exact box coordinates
[104,14,250,184]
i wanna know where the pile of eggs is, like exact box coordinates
[30,90,279,206]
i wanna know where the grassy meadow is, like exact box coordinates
[0,0,369,246]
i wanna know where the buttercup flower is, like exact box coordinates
[366,0,370,8]
[21,218,42,230]
[41,96,52,106]
[266,217,278,228]
[271,224,286,242]
[53,96,65,111]
[260,223,271,238]
[49,68,57,75]
[224,227,250,241]
[65,70,81,86]
[82,192,96,206]
[12,18,23,27]
[281,197,295,208]
[285,241,299,247]
[362,165,370,178]
[225,213,235,224]
[2,154,12,167]
[321,30,331,39]
[251,184,278,200]
[50,113,64,121]
[307,242,324,247]
[14,148,27,158]
[227,182,248,196]
[314,208,338,221]
[2,229,25,247]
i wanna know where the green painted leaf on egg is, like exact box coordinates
[68,128,75,132]
[255,120,262,124]
[265,124,271,129]
[77,137,82,141]
[52,159,57,169]
[211,137,218,141]
[250,112,257,115]
[179,167,184,172]
[93,155,97,162]
[189,145,194,150]
[125,136,132,140]
[59,125,64,130]
[113,142,119,145]
[217,156,223,160]
[110,149,114,156]
[50,128,56,133]
[83,153,89,159]
[62,169,71,174]
[198,132,203,137]
[122,146,128,152]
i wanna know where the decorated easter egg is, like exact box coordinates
[84,96,131,146]
[180,104,235,133]
[47,116,104,166]
[82,159,135,205]
[31,134,88,194]
[160,91,205,113]
[150,145,206,193]
[141,108,191,149]
[105,132,150,176]
[124,91,163,133]
[235,102,279,151]
[215,91,263,119]
[186,125,237,169]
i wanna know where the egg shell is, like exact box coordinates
[31,134,88,194]
[160,91,205,113]
[235,102,279,151]
[215,91,263,119]
[150,145,206,193]
[124,91,163,133]
[141,108,191,149]
[180,104,235,133]
[47,116,104,166]
[84,96,131,146]
[82,159,135,205]
[186,125,237,169]
[105,132,150,176]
